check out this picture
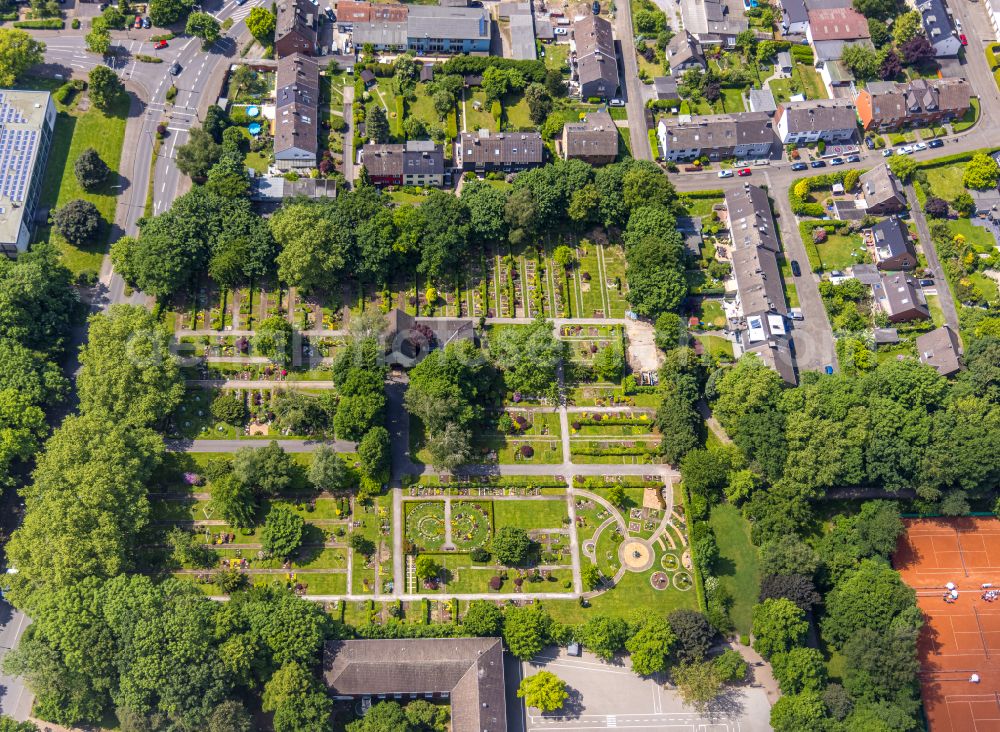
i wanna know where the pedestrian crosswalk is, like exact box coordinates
[214,0,266,26]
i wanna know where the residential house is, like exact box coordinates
[0,90,56,255]
[656,113,777,161]
[774,98,857,144]
[681,0,748,47]
[574,15,620,100]
[653,76,680,103]
[275,0,317,56]
[859,164,907,214]
[918,0,962,57]
[855,78,972,131]
[561,109,619,166]
[362,141,446,187]
[455,130,544,173]
[726,183,797,384]
[749,88,777,115]
[666,31,707,76]
[251,176,338,201]
[870,217,917,270]
[348,2,408,50]
[323,638,506,732]
[917,326,962,375]
[806,7,871,62]
[781,0,809,35]
[971,187,1000,218]
[274,54,320,171]
[872,272,929,322]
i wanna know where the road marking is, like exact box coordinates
[607,716,616,727]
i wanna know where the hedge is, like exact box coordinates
[789,171,849,216]
[790,45,814,63]
[445,108,458,140]
[14,18,64,28]
[988,44,1000,71]
[150,32,175,41]
[136,55,164,63]
[647,128,659,157]
[683,189,725,199]
[918,148,1000,171]
[439,55,548,84]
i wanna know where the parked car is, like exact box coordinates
[134,15,142,28]
[846,155,861,163]
[915,143,928,151]
[830,157,844,166]
[929,139,944,148]
[142,16,151,28]
[169,62,182,75]
[791,162,808,171]
[789,308,804,321]
[898,145,914,154]
[919,279,935,287]
[737,167,752,176]
[609,98,625,106]
[865,136,876,149]
[154,39,168,48]
[960,34,968,46]
[592,0,600,13]
[883,148,894,157]
[554,27,568,34]
[810,160,826,168]
[718,169,734,178]
[790,260,801,277]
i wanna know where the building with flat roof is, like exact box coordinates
[917,325,962,376]
[574,15,619,100]
[0,90,56,255]
[656,113,777,161]
[561,109,618,165]
[323,638,506,732]
[276,0,318,56]
[774,98,857,144]
[749,88,777,115]
[339,1,491,53]
[274,54,320,171]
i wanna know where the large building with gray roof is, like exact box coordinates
[681,0,747,46]
[274,54,320,171]
[0,90,57,255]
[338,1,491,53]
[574,15,619,100]
[656,113,777,162]
[726,183,797,384]
[324,638,506,732]
[455,129,543,172]
[774,98,857,144]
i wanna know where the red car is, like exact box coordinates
[737,167,752,177]
[134,15,142,28]
[154,39,168,49]
[960,34,968,46]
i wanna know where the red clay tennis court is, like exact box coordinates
[894,518,1000,731]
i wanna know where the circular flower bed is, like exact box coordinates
[650,572,669,590]
[673,571,693,591]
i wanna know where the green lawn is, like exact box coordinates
[953,98,980,132]
[502,93,533,129]
[697,299,727,328]
[797,63,828,100]
[492,498,569,531]
[26,79,129,276]
[463,89,495,132]
[768,78,793,104]
[543,43,570,73]
[779,256,800,308]
[803,229,865,272]
[713,87,745,114]
[947,218,997,254]
[709,503,761,635]
[923,163,967,200]
[407,82,446,130]
[969,272,1000,304]
[696,334,734,361]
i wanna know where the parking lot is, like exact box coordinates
[506,648,773,732]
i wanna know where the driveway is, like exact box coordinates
[515,647,773,732]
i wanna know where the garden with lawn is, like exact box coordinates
[20,76,128,277]
[801,223,867,272]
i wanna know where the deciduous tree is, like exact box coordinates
[517,671,568,712]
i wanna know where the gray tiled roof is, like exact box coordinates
[575,15,619,93]
[274,54,320,161]
[777,98,857,133]
[563,109,618,158]
[408,5,491,41]
[324,638,506,732]
[458,130,543,166]
[917,326,962,375]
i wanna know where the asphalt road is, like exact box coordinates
[612,2,650,160]
[0,599,32,722]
